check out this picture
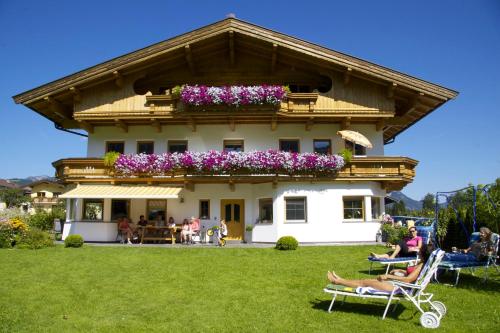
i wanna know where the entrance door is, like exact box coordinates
[220,199,244,240]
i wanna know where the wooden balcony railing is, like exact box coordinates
[53,156,417,191]
[32,197,60,204]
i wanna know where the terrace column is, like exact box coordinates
[364,196,372,222]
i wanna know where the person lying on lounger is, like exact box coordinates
[370,226,422,259]
[328,244,432,292]
[445,227,494,263]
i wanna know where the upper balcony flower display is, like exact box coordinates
[178,85,288,107]
[114,150,344,177]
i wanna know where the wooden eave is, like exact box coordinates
[13,17,458,143]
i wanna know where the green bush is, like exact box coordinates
[64,234,84,248]
[27,211,55,231]
[17,228,54,249]
[381,224,408,244]
[245,225,254,232]
[275,236,298,250]
[0,222,14,248]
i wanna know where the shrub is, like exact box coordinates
[275,236,298,250]
[64,234,84,248]
[381,224,408,244]
[28,211,55,231]
[245,225,254,232]
[0,221,15,248]
[17,228,54,249]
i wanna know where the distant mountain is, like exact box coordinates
[7,176,54,187]
[388,191,422,211]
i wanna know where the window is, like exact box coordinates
[313,139,331,155]
[287,84,311,93]
[343,197,364,220]
[111,199,129,221]
[83,199,104,221]
[371,197,381,220]
[258,198,273,223]
[223,140,244,152]
[285,197,307,223]
[147,199,166,222]
[199,200,210,220]
[345,140,366,156]
[106,141,125,154]
[36,192,46,197]
[279,139,300,153]
[168,140,188,153]
[137,141,154,154]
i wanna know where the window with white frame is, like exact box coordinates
[371,197,381,220]
[285,197,307,223]
[343,197,364,220]
[83,199,104,221]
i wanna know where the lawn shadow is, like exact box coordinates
[310,298,408,320]
[436,270,500,292]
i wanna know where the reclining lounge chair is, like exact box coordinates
[324,249,446,328]
[438,232,499,286]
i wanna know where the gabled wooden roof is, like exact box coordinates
[13,17,458,142]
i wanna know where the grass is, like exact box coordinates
[0,245,499,332]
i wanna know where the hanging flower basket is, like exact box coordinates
[114,150,344,177]
[177,85,288,107]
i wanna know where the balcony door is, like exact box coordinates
[220,199,245,240]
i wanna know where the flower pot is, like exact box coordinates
[244,231,253,243]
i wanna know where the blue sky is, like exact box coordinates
[1,0,499,200]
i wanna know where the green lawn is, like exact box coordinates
[1,245,499,332]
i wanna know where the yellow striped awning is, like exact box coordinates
[59,185,182,199]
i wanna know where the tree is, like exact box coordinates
[0,188,29,208]
[422,193,435,212]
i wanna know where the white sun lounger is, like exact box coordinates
[324,249,446,328]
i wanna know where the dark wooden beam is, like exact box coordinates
[151,119,162,133]
[112,71,124,88]
[271,43,278,74]
[185,44,196,75]
[344,67,352,85]
[114,119,128,132]
[228,31,235,66]
[44,96,71,120]
[387,82,397,99]
[77,120,94,134]
[69,87,82,103]
[341,116,351,130]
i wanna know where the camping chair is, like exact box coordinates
[438,232,499,286]
[324,249,446,328]
[368,230,432,274]
[190,218,201,243]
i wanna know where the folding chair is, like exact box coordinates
[324,249,446,328]
[438,232,499,286]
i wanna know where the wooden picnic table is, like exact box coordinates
[138,226,177,244]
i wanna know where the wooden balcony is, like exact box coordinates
[53,156,417,191]
[32,197,60,205]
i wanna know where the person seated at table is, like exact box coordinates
[445,227,494,263]
[180,218,192,244]
[167,216,176,228]
[117,216,134,245]
[370,226,422,259]
[137,215,148,227]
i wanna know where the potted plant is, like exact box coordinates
[244,224,254,244]
[103,151,120,176]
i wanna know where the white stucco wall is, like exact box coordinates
[87,124,384,157]
[62,181,385,243]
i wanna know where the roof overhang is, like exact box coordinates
[13,18,458,143]
[59,185,182,199]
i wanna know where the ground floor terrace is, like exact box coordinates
[60,181,386,243]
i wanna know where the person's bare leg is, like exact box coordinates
[371,252,390,259]
[327,271,394,292]
[389,245,401,259]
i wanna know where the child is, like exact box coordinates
[219,219,228,246]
